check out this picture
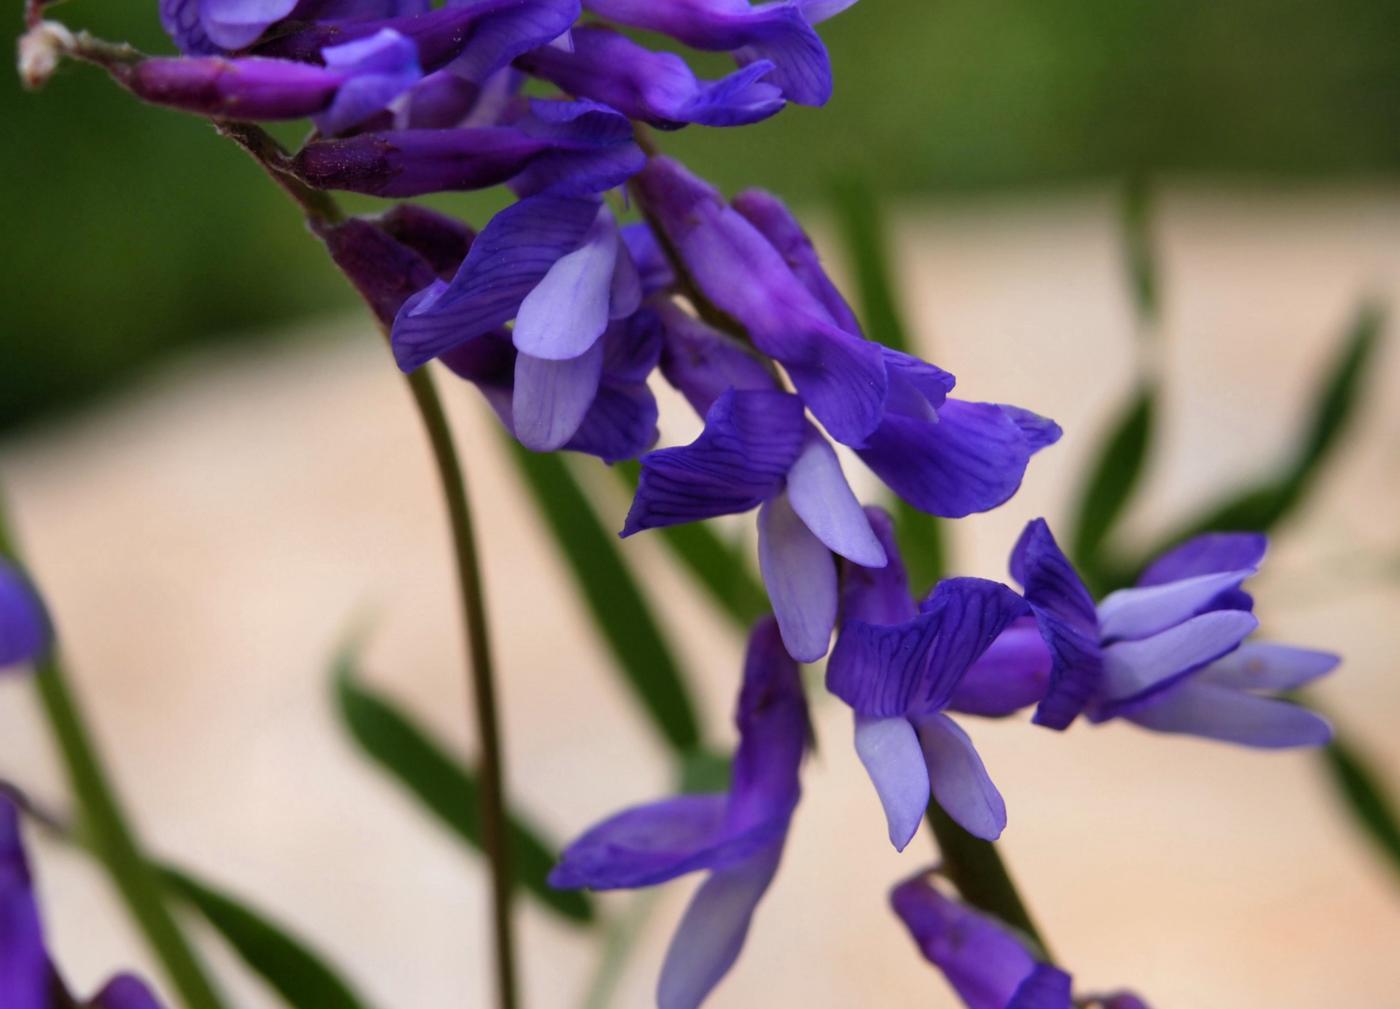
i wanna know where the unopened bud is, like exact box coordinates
[17,20,73,91]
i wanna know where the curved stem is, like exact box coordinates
[403,367,519,1009]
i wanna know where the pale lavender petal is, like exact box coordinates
[916,712,1006,840]
[949,618,1053,718]
[161,0,217,54]
[622,389,805,534]
[785,432,885,566]
[657,842,783,1009]
[1123,683,1333,749]
[202,0,298,50]
[758,493,838,662]
[890,872,1036,1009]
[853,714,929,850]
[315,29,422,136]
[1097,569,1259,643]
[1137,532,1268,587]
[512,207,617,360]
[512,341,605,451]
[838,506,917,627]
[0,565,49,671]
[1097,610,1259,717]
[0,797,47,1009]
[89,975,168,1009]
[1195,642,1340,692]
[1007,964,1075,1009]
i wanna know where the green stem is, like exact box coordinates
[925,801,1050,958]
[403,367,519,1009]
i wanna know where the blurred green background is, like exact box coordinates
[4,0,1398,431]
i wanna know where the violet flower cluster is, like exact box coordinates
[10,1,1344,1006]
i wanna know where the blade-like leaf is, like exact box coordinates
[1319,727,1400,884]
[830,174,949,593]
[1120,173,1160,328]
[161,866,377,1009]
[612,461,767,630]
[334,652,594,924]
[507,441,702,753]
[1070,385,1156,590]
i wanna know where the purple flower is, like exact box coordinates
[0,563,48,672]
[625,308,886,661]
[582,0,859,105]
[515,25,785,128]
[950,520,1337,748]
[161,0,430,54]
[827,509,1029,846]
[0,796,167,1009]
[551,618,808,1009]
[891,870,1150,1009]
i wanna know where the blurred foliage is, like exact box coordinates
[1320,729,1400,884]
[4,0,1400,430]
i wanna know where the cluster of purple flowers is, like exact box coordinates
[9,0,1343,1006]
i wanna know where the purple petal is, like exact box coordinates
[601,307,662,383]
[201,0,298,50]
[508,98,645,198]
[374,204,476,280]
[1196,642,1340,692]
[1007,964,1075,1009]
[1000,405,1064,454]
[1137,532,1268,587]
[890,872,1036,1009]
[785,432,885,566]
[126,57,345,121]
[0,798,47,1009]
[622,389,805,534]
[565,381,658,463]
[656,842,783,1009]
[1124,682,1332,749]
[827,578,1028,719]
[656,304,776,417]
[948,618,1053,718]
[0,565,49,671]
[856,399,1044,518]
[314,29,422,136]
[1096,610,1259,718]
[916,712,1006,840]
[392,195,600,371]
[512,207,617,360]
[757,493,838,662]
[838,506,917,627]
[89,975,168,1009]
[725,617,808,830]
[160,0,218,54]
[621,222,675,296]
[1096,569,1258,643]
[512,342,605,451]
[881,347,956,420]
[853,715,928,850]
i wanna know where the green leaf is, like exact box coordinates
[612,461,768,630]
[507,441,702,753]
[333,653,593,924]
[830,174,949,592]
[1319,727,1400,884]
[1070,385,1156,589]
[1120,173,1159,328]
[161,866,376,1009]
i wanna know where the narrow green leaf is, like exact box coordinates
[830,174,950,592]
[161,866,377,1009]
[333,653,594,924]
[507,441,702,753]
[612,461,768,630]
[1120,174,1159,328]
[1070,385,1156,589]
[1320,728,1400,884]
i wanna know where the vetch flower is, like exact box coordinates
[827,509,1028,847]
[582,0,860,105]
[950,520,1337,748]
[0,562,48,673]
[515,24,785,128]
[551,618,808,1009]
[891,869,1151,1009]
[1,796,168,1009]
[160,0,434,54]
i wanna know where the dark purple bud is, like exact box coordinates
[375,204,476,280]
[317,217,442,325]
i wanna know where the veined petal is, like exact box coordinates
[1097,610,1259,717]
[853,714,928,851]
[1123,682,1333,749]
[880,348,956,420]
[512,342,605,452]
[786,431,885,566]
[724,617,808,832]
[0,798,47,1009]
[0,565,49,671]
[1007,964,1075,1009]
[890,871,1037,1009]
[1137,532,1268,587]
[1097,569,1258,642]
[838,506,917,627]
[758,493,838,662]
[622,389,805,534]
[1195,642,1340,692]
[657,842,784,1009]
[916,712,1006,841]
[656,303,780,417]
[392,195,600,371]
[948,618,1052,718]
[565,381,658,463]
[201,0,298,50]
[513,207,618,360]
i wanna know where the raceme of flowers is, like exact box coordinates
[8,1,1342,1007]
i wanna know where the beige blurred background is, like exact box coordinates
[2,184,1399,1008]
